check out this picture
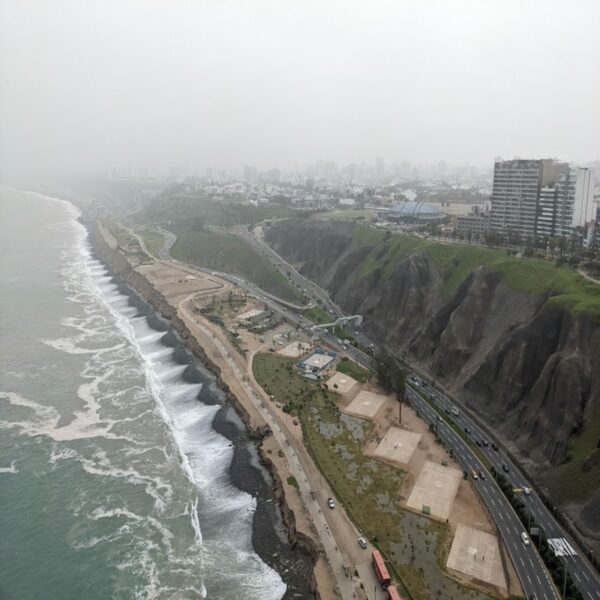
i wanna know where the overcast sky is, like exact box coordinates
[1,0,599,180]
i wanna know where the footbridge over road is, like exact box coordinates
[310,314,363,330]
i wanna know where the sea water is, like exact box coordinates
[0,188,296,599]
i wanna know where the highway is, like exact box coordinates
[157,225,600,600]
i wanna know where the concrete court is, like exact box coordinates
[373,427,422,466]
[343,390,388,420]
[406,460,462,520]
[325,371,358,395]
[277,341,311,358]
[446,524,507,589]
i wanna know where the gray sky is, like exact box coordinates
[1,0,599,179]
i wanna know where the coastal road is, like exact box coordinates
[156,226,598,600]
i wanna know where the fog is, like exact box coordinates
[1,0,599,181]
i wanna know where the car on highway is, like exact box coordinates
[357,537,367,549]
[523,486,531,495]
[491,442,499,451]
[471,469,479,480]
[521,531,530,546]
[478,470,486,480]
[327,497,335,509]
[502,462,509,473]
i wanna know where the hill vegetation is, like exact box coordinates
[170,226,301,302]
[350,225,600,319]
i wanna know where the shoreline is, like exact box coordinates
[83,218,324,599]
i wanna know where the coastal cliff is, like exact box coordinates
[266,218,600,548]
[84,219,322,598]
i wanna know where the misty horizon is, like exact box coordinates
[1,0,599,183]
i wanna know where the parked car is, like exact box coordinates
[358,537,367,549]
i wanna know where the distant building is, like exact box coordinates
[489,159,594,239]
[339,197,357,207]
[387,201,442,223]
[456,211,490,237]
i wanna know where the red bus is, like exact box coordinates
[372,549,391,589]
[387,585,402,600]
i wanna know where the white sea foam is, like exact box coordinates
[0,461,18,474]
[2,190,287,599]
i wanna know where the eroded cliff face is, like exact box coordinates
[266,219,600,469]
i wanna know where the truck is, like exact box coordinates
[372,549,391,589]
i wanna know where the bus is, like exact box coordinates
[372,549,391,589]
[387,586,402,600]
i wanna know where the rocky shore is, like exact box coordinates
[83,218,323,599]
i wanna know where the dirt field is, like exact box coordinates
[447,524,507,590]
[325,371,358,395]
[372,427,422,466]
[343,390,388,419]
[406,460,462,520]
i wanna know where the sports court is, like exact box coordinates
[406,460,462,520]
[446,524,507,589]
[343,390,387,420]
[299,350,335,370]
[278,341,311,358]
[373,427,422,466]
[326,371,358,395]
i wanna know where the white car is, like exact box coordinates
[357,537,367,549]
[521,532,530,546]
[327,497,335,509]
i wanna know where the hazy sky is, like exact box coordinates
[1,0,599,179]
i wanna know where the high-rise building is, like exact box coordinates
[490,159,595,239]
[537,168,595,238]
[489,159,568,237]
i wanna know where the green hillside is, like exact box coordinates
[350,225,600,319]
[170,227,301,303]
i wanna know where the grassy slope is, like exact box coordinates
[253,353,495,600]
[137,228,165,258]
[350,225,600,319]
[170,227,301,302]
[336,357,371,383]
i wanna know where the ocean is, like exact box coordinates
[0,188,310,599]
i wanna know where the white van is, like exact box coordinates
[521,532,530,546]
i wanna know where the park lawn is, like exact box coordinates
[137,228,165,257]
[336,357,371,383]
[302,306,331,325]
[252,352,494,600]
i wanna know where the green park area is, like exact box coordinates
[252,352,496,600]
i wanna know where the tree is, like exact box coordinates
[372,349,405,423]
